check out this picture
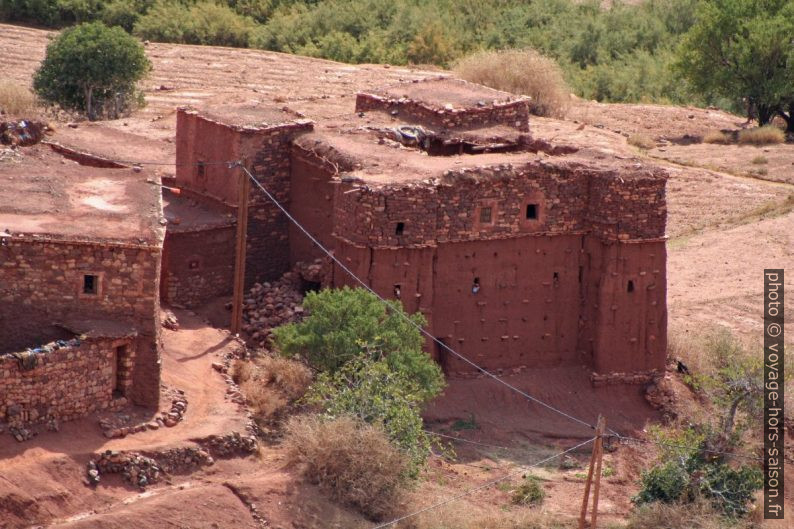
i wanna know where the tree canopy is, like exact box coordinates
[33,21,150,120]
[675,0,794,130]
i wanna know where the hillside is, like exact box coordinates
[1,21,793,529]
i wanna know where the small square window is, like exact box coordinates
[83,274,98,295]
[395,222,405,235]
[479,206,492,223]
[196,161,206,180]
[188,259,200,270]
[526,204,538,220]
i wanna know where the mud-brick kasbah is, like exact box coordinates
[0,77,668,431]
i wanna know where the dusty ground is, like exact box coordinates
[1,21,793,528]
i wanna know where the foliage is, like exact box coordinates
[628,133,656,150]
[304,354,439,477]
[273,287,442,400]
[634,425,762,516]
[702,130,732,144]
[511,474,545,506]
[627,498,760,529]
[455,49,570,118]
[33,21,150,119]
[134,1,256,47]
[674,0,794,130]
[285,414,407,520]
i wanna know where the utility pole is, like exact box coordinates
[579,415,606,529]
[231,164,250,335]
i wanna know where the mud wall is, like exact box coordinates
[175,109,313,285]
[355,93,530,131]
[0,238,162,407]
[0,336,134,425]
[161,226,235,308]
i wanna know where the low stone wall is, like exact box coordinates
[355,92,530,132]
[590,369,663,387]
[1,336,133,426]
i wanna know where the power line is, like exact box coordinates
[613,433,763,462]
[239,165,599,433]
[371,437,597,529]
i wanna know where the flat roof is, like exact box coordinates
[0,145,164,246]
[365,77,525,109]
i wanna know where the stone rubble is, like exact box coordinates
[100,390,188,438]
[241,259,327,348]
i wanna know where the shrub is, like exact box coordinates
[737,126,785,145]
[0,81,37,116]
[101,0,141,32]
[285,415,407,520]
[33,21,150,120]
[750,155,768,165]
[702,130,732,144]
[134,1,256,48]
[240,378,287,419]
[634,461,689,505]
[628,133,656,150]
[305,355,438,476]
[256,354,313,400]
[627,498,756,529]
[454,49,570,118]
[511,474,545,506]
[273,287,443,401]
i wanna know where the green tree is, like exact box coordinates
[273,286,443,400]
[33,21,150,119]
[675,0,794,130]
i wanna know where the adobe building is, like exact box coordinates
[171,77,668,381]
[0,146,164,427]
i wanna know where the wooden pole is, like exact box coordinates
[579,415,606,529]
[231,165,250,335]
[590,416,606,529]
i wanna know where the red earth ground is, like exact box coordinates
[1,22,792,528]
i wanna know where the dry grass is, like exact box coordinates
[285,415,407,520]
[257,354,313,399]
[406,508,573,529]
[240,379,287,419]
[750,155,768,165]
[738,126,785,145]
[625,498,759,529]
[702,130,732,144]
[0,81,37,116]
[628,133,656,150]
[454,49,570,118]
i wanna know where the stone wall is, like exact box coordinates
[0,237,162,407]
[1,336,133,425]
[162,226,235,308]
[355,93,530,132]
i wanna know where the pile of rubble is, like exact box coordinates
[100,389,188,438]
[0,120,51,147]
[199,431,258,457]
[88,451,164,489]
[644,376,677,420]
[241,259,328,348]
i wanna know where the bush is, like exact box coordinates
[305,355,438,476]
[232,354,312,422]
[750,155,768,165]
[134,1,256,48]
[455,49,570,118]
[634,461,690,505]
[511,474,545,506]
[101,0,142,32]
[33,21,150,120]
[627,498,757,529]
[0,81,37,116]
[702,130,732,144]
[285,415,407,520]
[737,126,785,145]
[273,287,443,401]
[628,133,656,150]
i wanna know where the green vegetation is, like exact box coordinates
[274,287,444,477]
[511,474,546,506]
[32,21,150,119]
[0,0,746,112]
[675,0,794,130]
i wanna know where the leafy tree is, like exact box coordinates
[305,355,437,477]
[273,286,443,400]
[675,0,794,130]
[33,21,150,119]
